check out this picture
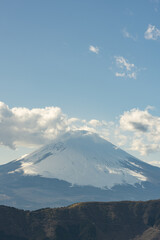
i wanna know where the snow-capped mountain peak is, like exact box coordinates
[10,130,150,188]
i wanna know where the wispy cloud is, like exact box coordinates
[114,56,137,79]
[144,24,160,40]
[89,45,99,54]
[122,28,137,41]
[127,72,136,79]
[115,72,125,77]
[150,0,160,12]
[115,56,134,71]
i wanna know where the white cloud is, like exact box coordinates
[115,72,125,77]
[122,28,137,41]
[2,101,160,158]
[0,102,110,149]
[115,56,134,71]
[0,102,68,149]
[120,108,153,132]
[130,139,160,156]
[89,45,99,54]
[149,160,160,167]
[88,119,102,127]
[118,107,160,155]
[144,24,160,40]
[127,72,136,79]
[114,56,137,79]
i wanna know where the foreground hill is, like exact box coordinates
[1,131,160,210]
[1,200,160,239]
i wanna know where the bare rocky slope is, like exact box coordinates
[1,200,160,239]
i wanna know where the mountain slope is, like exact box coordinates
[1,130,160,209]
[6,131,160,188]
[1,200,160,240]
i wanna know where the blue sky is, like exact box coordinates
[1,0,160,165]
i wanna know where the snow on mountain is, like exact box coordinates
[10,130,149,189]
[1,130,160,210]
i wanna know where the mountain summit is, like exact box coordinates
[10,130,154,188]
[1,130,160,209]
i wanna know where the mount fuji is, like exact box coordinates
[1,130,160,210]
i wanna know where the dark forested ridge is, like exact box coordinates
[1,200,160,240]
